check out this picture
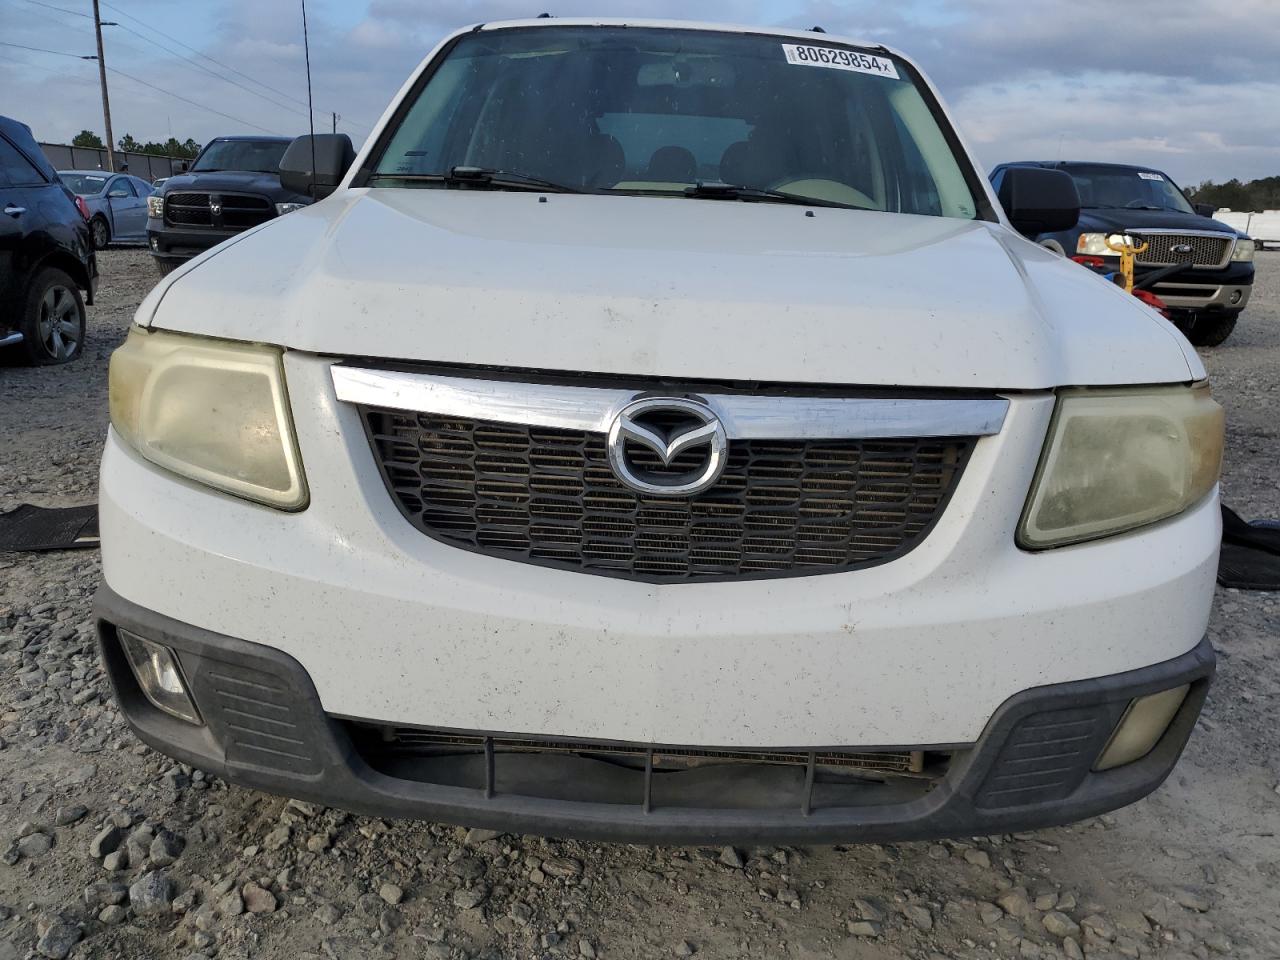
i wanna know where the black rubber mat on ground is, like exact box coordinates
[1218,506,1280,591]
[0,504,99,552]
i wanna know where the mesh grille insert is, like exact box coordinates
[361,407,974,583]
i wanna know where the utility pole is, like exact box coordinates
[331,112,338,134]
[92,0,116,172]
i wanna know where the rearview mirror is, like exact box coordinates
[1192,202,1216,218]
[996,167,1080,237]
[279,134,356,199]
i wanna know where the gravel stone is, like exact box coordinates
[149,829,183,866]
[902,903,934,931]
[717,846,745,869]
[129,870,175,916]
[1042,911,1081,939]
[541,856,584,879]
[17,832,53,858]
[53,806,88,826]
[378,882,404,906]
[242,883,278,914]
[452,886,489,910]
[89,824,123,858]
[35,923,81,960]
[98,905,127,925]
[846,920,882,936]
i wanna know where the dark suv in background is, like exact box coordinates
[0,115,97,365]
[147,135,312,276]
[990,161,1255,346]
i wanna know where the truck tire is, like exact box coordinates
[90,216,111,250]
[1186,313,1238,348]
[16,267,86,365]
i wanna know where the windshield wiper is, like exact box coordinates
[682,181,863,210]
[369,166,588,194]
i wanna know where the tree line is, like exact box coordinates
[70,130,201,160]
[1186,176,1280,212]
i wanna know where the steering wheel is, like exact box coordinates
[766,177,878,210]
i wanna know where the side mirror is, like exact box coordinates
[173,160,188,174]
[279,134,356,199]
[996,167,1080,237]
[1193,202,1216,218]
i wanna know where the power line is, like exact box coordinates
[101,0,311,109]
[101,0,369,136]
[0,40,95,59]
[106,65,283,135]
[109,21,314,121]
[22,0,92,19]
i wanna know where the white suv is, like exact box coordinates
[96,19,1222,843]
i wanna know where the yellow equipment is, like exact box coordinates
[1104,234,1149,293]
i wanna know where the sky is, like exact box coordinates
[1,0,1277,187]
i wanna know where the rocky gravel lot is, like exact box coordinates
[0,249,1277,960]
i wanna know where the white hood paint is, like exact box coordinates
[146,189,1198,389]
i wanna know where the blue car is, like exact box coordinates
[58,169,155,250]
[990,161,1255,345]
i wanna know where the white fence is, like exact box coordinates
[1215,209,1280,248]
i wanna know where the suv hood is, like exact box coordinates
[144,189,1198,389]
[1079,207,1241,236]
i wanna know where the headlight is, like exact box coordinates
[275,202,306,216]
[147,195,164,218]
[1019,384,1223,549]
[1231,237,1255,262]
[1076,233,1130,256]
[109,327,308,510]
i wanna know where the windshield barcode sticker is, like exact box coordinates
[781,44,899,79]
[1137,172,1164,181]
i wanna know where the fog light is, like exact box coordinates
[1229,290,1242,305]
[119,630,202,725]
[1094,685,1189,771]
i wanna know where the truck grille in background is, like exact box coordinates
[163,192,274,230]
[1132,232,1232,269]
[360,409,974,583]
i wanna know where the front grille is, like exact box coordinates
[374,727,923,775]
[361,408,974,583]
[163,191,274,230]
[1132,232,1232,268]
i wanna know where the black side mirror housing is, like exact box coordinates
[174,160,188,174]
[1193,202,1216,218]
[279,134,356,199]
[996,167,1080,238]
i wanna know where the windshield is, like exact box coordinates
[59,173,109,195]
[371,27,982,219]
[191,139,289,174]
[1063,164,1195,214]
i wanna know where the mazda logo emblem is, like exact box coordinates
[606,397,728,497]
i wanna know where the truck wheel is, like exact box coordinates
[154,257,183,277]
[1186,313,1238,348]
[90,216,111,250]
[17,267,86,365]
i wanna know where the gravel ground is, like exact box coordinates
[0,249,1277,960]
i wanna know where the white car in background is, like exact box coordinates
[96,19,1221,843]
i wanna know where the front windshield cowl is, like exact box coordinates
[366,26,986,221]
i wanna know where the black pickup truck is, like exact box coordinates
[990,161,1255,346]
[146,135,312,276]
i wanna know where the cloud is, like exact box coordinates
[2,0,1275,183]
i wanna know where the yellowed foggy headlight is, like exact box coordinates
[1019,384,1223,549]
[109,327,308,510]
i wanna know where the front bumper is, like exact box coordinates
[95,585,1214,843]
[146,222,239,261]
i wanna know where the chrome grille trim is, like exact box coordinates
[331,367,1009,440]
[1126,228,1235,270]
